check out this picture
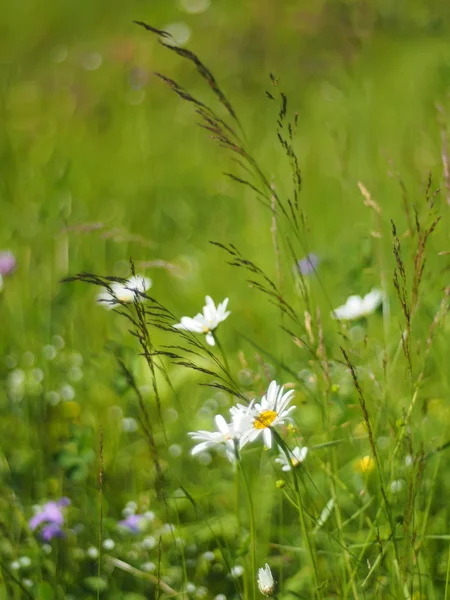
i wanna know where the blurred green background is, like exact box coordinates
[2,0,450,338]
[2,0,450,316]
[2,0,450,597]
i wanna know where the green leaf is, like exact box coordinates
[0,583,9,600]
[36,582,55,600]
[83,577,108,593]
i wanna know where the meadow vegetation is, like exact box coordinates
[2,1,450,598]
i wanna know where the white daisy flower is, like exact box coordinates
[275,445,308,471]
[257,563,275,597]
[189,414,237,462]
[174,296,230,346]
[229,402,254,439]
[97,275,151,309]
[332,288,383,321]
[237,381,296,450]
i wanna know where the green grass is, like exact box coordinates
[1,1,450,598]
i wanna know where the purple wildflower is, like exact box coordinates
[297,253,319,276]
[118,514,146,533]
[0,251,16,276]
[41,523,65,541]
[29,498,70,540]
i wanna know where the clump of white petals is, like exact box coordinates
[189,414,237,462]
[97,275,151,309]
[235,381,295,450]
[275,445,308,471]
[332,288,383,321]
[188,381,296,461]
[257,563,275,597]
[174,296,230,346]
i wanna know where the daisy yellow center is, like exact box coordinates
[254,410,277,429]
[202,325,211,333]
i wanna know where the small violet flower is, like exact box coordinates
[0,250,16,292]
[118,514,147,533]
[29,498,70,541]
[0,251,16,276]
[332,288,383,321]
[297,252,319,276]
[97,275,151,309]
[174,296,230,346]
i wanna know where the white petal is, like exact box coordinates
[239,429,255,450]
[333,295,364,320]
[127,275,152,292]
[265,381,279,406]
[178,317,205,333]
[110,282,125,295]
[117,289,135,303]
[204,295,215,309]
[293,446,308,462]
[362,288,383,314]
[263,428,273,449]
[191,442,209,455]
[205,332,215,346]
[214,414,228,435]
[97,290,116,310]
[203,296,216,322]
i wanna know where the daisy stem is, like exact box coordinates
[235,461,242,538]
[292,473,322,599]
[277,437,322,599]
[212,331,231,376]
[238,460,257,600]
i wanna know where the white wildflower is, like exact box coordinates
[18,556,31,568]
[203,551,215,561]
[87,546,99,559]
[174,296,230,346]
[102,538,115,551]
[237,381,295,450]
[316,498,335,530]
[257,563,275,597]
[189,414,236,462]
[390,479,405,494]
[97,275,151,309]
[332,288,383,320]
[231,565,244,578]
[275,445,308,471]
